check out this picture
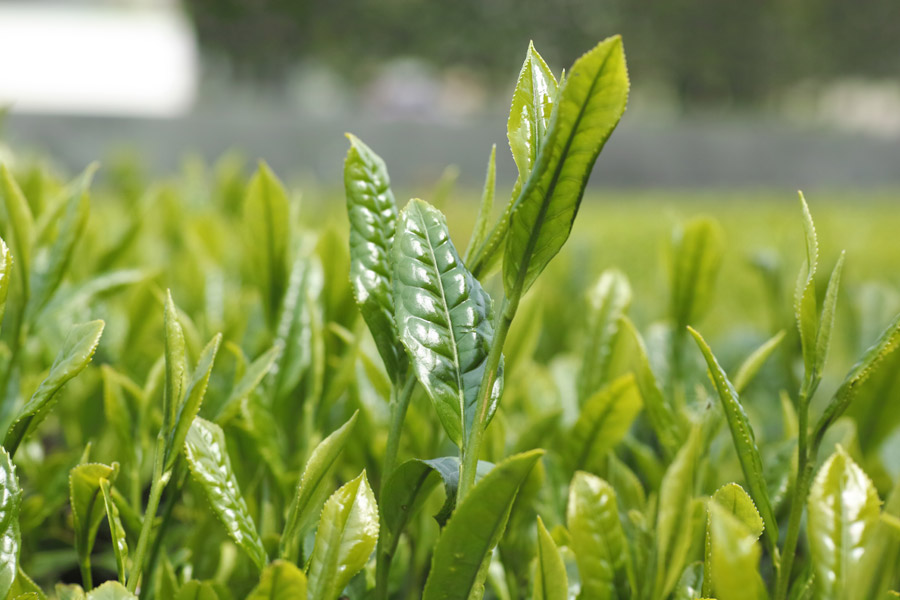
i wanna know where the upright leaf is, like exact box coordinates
[0,165,34,292]
[0,238,10,335]
[393,198,502,448]
[163,291,187,436]
[567,471,633,600]
[422,450,544,600]
[183,418,267,571]
[306,471,379,600]
[503,36,628,298]
[703,484,764,598]
[215,344,279,421]
[244,161,291,324]
[0,448,22,599]
[4,320,105,456]
[814,252,845,377]
[688,327,778,556]
[100,479,128,584]
[533,516,567,600]
[280,411,358,561]
[70,462,118,587]
[578,269,632,401]
[807,446,881,600]
[669,217,724,329]
[344,134,404,378]
[795,192,819,379]
[732,330,786,395]
[247,560,307,600]
[707,503,766,600]
[464,145,497,266]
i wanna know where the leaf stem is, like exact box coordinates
[458,297,513,502]
[127,435,170,593]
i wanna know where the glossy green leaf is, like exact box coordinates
[69,462,118,585]
[0,165,34,293]
[654,428,701,600]
[306,471,379,600]
[422,450,544,600]
[166,333,222,470]
[671,563,704,600]
[99,479,128,584]
[807,446,881,600]
[703,484,763,598]
[85,581,137,600]
[707,502,766,600]
[4,319,105,456]
[173,581,219,600]
[0,448,22,599]
[533,516,567,600]
[567,471,633,600]
[578,269,632,401]
[565,373,642,473]
[464,145,496,266]
[28,164,96,316]
[344,133,404,378]
[0,238,11,334]
[468,43,557,278]
[503,36,628,298]
[247,560,307,600]
[163,290,187,436]
[854,474,900,597]
[670,217,724,329]
[183,418,267,571]
[244,160,291,324]
[814,251,845,377]
[280,411,358,562]
[6,568,45,600]
[795,192,819,379]
[732,330,786,395]
[688,327,778,556]
[393,198,502,448]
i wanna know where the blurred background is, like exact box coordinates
[1,0,899,189]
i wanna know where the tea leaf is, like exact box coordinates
[56,584,86,600]
[578,269,632,401]
[393,198,502,448]
[533,516,567,600]
[0,238,10,336]
[70,463,118,588]
[807,446,880,600]
[85,581,138,599]
[422,449,544,600]
[703,483,763,597]
[670,217,724,329]
[732,330,786,395]
[173,580,219,600]
[99,479,128,584]
[503,36,628,298]
[163,290,187,436]
[280,411,358,562]
[567,471,633,599]
[854,474,900,597]
[814,251,845,377]
[184,418,267,571]
[215,344,279,421]
[4,320,105,456]
[0,447,22,599]
[707,502,766,600]
[344,134,405,378]
[7,567,46,599]
[247,560,307,599]
[795,192,819,380]
[464,145,497,267]
[671,563,704,600]
[306,471,379,600]
[0,165,34,291]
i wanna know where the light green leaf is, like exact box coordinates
[6,567,45,600]
[99,479,128,584]
[69,463,118,585]
[795,192,819,380]
[464,145,497,267]
[578,269,632,402]
[306,471,379,600]
[85,581,137,600]
[166,333,222,470]
[503,36,628,298]
[344,133,405,378]
[244,160,291,325]
[732,330,786,395]
[671,562,704,600]
[280,411,358,562]
[814,251,845,377]
[567,471,633,600]
[184,418,267,572]
[533,516,567,600]
[0,165,34,294]
[707,502,766,600]
[654,428,701,600]
[565,374,642,473]
[4,319,105,456]
[703,484,763,598]
[0,448,22,599]
[0,238,11,335]
[55,584,85,600]
[173,581,219,600]
[163,290,187,437]
[247,560,307,599]
[808,446,881,600]
[854,474,900,597]
[215,344,279,421]
[468,43,557,279]
[670,217,724,329]
[393,198,502,448]
[688,327,778,557]
[422,450,544,600]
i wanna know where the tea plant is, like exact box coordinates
[0,34,898,600]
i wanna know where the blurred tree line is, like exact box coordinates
[185,0,899,107]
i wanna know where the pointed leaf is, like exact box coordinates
[707,502,766,600]
[184,418,267,571]
[422,450,543,600]
[732,330,786,395]
[4,320,104,456]
[280,411,358,562]
[6,567,45,599]
[0,448,22,599]
[100,479,128,584]
[814,252,845,377]
[344,134,405,378]
[503,36,628,298]
[533,516,567,600]
[393,198,502,448]
[69,463,118,575]
[703,484,763,597]
[247,560,307,600]
[0,165,34,292]
[306,471,379,600]
[0,238,10,335]
[567,471,633,600]
[808,446,881,600]
[578,269,632,401]
[464,145,497,266]
[163,290,187,436]
[670,217,724,329]
[215,344,279,421]
[795,192,819,378]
